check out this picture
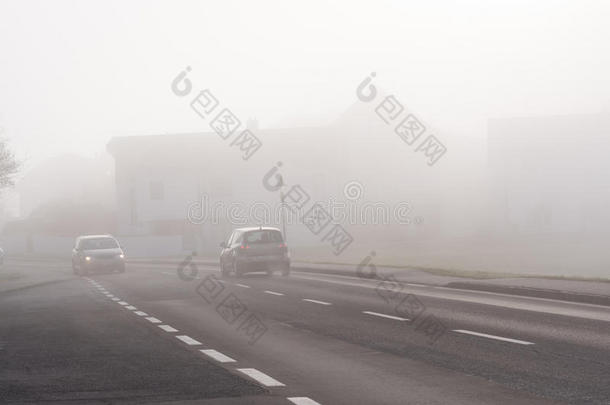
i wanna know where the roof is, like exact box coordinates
[76,234,116,240]
[233,227,281,233]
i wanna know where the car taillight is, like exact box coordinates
[278,243,286,248]
[240,245,249,249]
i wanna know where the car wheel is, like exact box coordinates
[232,260,241,277]
[220,261,230,278]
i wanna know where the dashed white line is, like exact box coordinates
[264,290,284,296]
[125,305,137,310]
[146,316,161,323]
[134,311,149,316]
[200,349,236,363]
[302,298,332,306]
[237,368,285,387]
[176,335,202,345]
[452,329,535,345]
[105,294,113,297]
[118,301,129,306]
[362,311,409,321]
[111,298,120,301]
[158,325,178,332]
[235,283,251,288]
[288,397,322,405]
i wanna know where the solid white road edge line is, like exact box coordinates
[236,368,285,387]
[200,349,236,363]
[452,329,535,345]
[302,298,332,306]
[176,335,202,345]
[236,283,251,288]
[362,311,409,321]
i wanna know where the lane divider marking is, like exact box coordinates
[302,298,332,306]
[236,283,251,288]
[158,325,178,332]
[176,335,202,345]
[146,317,162,323]
[118,301,129,306]
[452,329,535,345]
[362,311,409,322]
[237,368,285,387]
[125,305,137,310]
[134,311,148,316]
[264,290,284,296]
[200,349,236,363]
[288,397,322,405]
[111,298,120,301]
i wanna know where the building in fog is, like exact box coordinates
[487,112,610,236]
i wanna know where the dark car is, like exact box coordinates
[220,227,290,277]
[72,235,125,275]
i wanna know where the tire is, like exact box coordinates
[232,260,241,277]
[220,261,230,278]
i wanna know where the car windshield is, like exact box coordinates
[243,230,283,244]
[79,238,119,250]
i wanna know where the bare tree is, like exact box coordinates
[0,138,20,189]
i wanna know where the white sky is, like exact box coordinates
[1,0,609,168]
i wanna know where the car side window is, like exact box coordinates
[232,232,243,246]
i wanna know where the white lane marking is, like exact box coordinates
[288,397,322,405]
[158,325,178,332]
[134,311,148,316]
[264,290,284,296]
[105,294,113,297]
[452,329,535,345]
[176,335,202,345]
[302,298,332,306]
[111,298,120,301]
[237,368,285,387]
[200,349,236,363]
[406,283,428,287]
[125,305,137,310]
[236,283,250,288]
[118,301,129,306]
[363,311,409,322]
[146,316,162,323]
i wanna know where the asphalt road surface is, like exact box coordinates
[1,258,609,404]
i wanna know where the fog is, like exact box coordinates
[1,0,610,277]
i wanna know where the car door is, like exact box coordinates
[220,232,234,266]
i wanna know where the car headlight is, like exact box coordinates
[85,256,92,261]
[118,254,124,259]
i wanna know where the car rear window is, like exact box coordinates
[244,230,283,244]
[79,238,119,250]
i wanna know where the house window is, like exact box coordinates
[149,181,164,200]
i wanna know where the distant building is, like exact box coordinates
[487,112,610,235]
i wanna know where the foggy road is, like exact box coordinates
[1,258,608,404]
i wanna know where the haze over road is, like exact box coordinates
[1,258,608,404]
